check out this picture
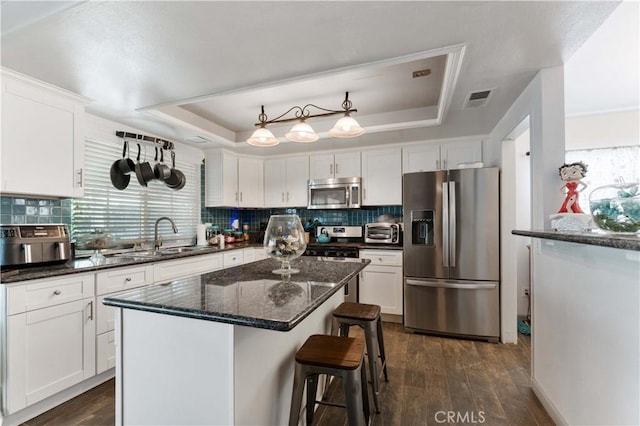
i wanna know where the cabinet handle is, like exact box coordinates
[363,188,366,200]
[436,159,440,169]
[88,300,93,320]
[240,192,243,202]
[53,290,61,296]
[76,168,84,187]
[282,192,285,202]
[330,164,334,175]
[125,277,132,282]
[443,159,447,169]
[286,192,290,202]
[378,258,383,262]
[335,163,339,175]
[235,192,238,202]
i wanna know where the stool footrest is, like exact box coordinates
[314,400,347,409]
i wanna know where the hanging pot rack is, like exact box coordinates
[115,131,175,151]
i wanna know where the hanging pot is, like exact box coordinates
[165,150,186,190]
[110,140,134,190]
[154,147,171,181]
[135,143,155,187]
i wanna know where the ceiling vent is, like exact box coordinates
[463,89,494,108]
[186,136,212,144]
[412,69,432,78]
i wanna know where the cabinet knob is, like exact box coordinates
[53,290,61,296]
[378,258,383,262]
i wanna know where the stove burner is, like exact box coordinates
[303,245,359,258]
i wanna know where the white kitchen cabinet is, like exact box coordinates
[238,157,264,207]
[403,140,482,172]
[206,150,263,207]
[264,156,309,207]
[1,69,89,198]
[223,250,243,268]
[361,148,402,205]
[95,265,153,375]
[254,247,268,261]
[242,248,256,264]
[153,252,223,283]
[359,250,403,316]
[3,273,96,414]
[309,152,360,180]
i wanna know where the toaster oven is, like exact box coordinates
[0,224,71,267]
[364,222,401,244]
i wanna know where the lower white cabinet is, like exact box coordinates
[153,252,223,283]
[254,247,268,261]
[359,250,403,316]
[223,250,243,268]
[3,273,96,415]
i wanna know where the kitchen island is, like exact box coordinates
[103,257,369,426]
[512,229,639,425]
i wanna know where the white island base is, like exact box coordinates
[113,290,343,425]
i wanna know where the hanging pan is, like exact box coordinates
[135,143,155,187]
[165,150,186,190]
[154,147,171,181]
[110,140,134,190]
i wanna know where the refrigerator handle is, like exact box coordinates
[449,181,456,267]
[442,182,449,267]
[405,279,496,290]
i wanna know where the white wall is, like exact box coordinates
[566,109,640,150]
[490,66,566,343]
[514,129,531,319]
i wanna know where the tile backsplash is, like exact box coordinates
[201,206,403,233]
[0,197,72,226]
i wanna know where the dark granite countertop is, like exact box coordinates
[512,229,640,251]
[103,257,370,331]
[0,242,260,284]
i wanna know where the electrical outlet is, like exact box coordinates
[522,288,530,297]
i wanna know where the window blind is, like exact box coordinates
[72,137,200,245]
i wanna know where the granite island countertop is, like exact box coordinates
[103,257,370,331]
[512,229,640,251]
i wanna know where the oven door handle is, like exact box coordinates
[22,243,32,263]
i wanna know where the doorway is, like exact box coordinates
[500,115,531,344]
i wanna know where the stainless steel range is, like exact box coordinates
[303,226,362,303]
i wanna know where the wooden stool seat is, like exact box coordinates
[333,301,381,321]
[289,334,370,426]
[295,334,364,370]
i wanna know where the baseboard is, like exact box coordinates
[381,313,402,324]
[1,370,115,426]
[531,377,567,425]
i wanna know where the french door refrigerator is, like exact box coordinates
[403,167,500,341]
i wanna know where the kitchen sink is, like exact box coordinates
[113,246,211,259]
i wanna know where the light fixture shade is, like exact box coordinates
[285,121,319,143]
[247,127,279,147]
[329,116,365,138]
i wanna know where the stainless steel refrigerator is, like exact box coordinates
[403,167,500,341]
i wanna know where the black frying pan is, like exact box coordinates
[165,150,186,190]
[110,141,133,190]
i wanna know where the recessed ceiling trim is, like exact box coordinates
[138,43,467,113]
[436,44,466,124]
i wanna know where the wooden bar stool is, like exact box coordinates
[332,302,388,413]
[289,334,370,426]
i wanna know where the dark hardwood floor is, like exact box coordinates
[22,323,552,426]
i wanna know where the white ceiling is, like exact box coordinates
[0,1,626,154]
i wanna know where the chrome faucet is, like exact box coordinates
[154,217,179,249]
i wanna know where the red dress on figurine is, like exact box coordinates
[558,181,584,213]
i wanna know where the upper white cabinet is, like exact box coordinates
[309,152,360,180]
[1,70,89,198]
[403,140,482,173]
[264,156,309,207]
[206,150,263,207]
[361,148,402,205]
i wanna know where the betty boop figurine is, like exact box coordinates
[558,161,588,213]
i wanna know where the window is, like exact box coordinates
[72,137,200,246]
[566,145,640,213]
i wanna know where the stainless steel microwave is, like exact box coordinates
[308,177,361,209]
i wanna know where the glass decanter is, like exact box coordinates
[263,214,307,274]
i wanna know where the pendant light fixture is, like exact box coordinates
[246,106,280,147]
[246,92,364,146]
